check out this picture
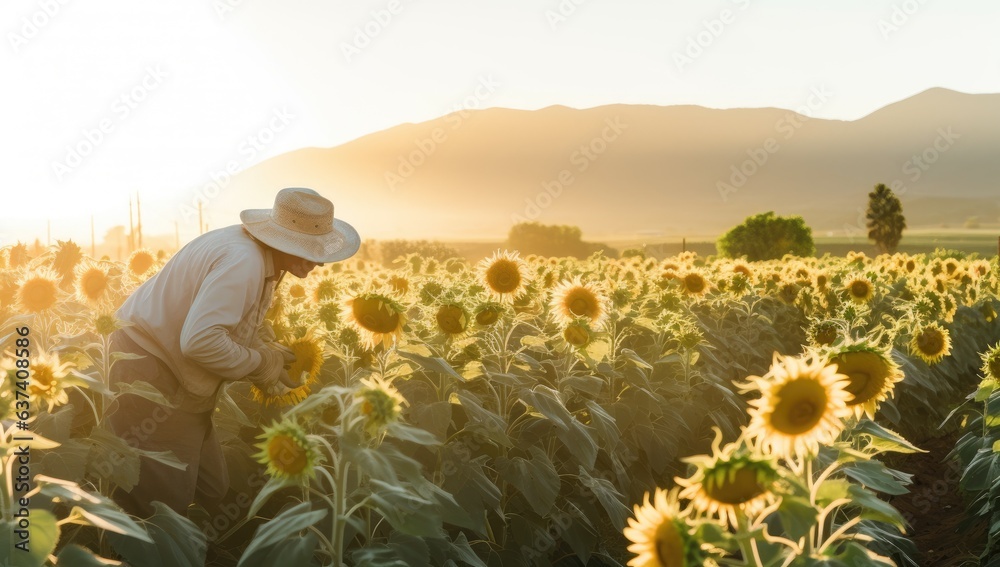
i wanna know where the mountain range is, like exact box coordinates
[220,88,1000,241]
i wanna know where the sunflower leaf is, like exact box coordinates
[397,350,464,382]
[496,446,560,516]
[238,502,327,566]
[776,495,818,541]
[851,419,926,454]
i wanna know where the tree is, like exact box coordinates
[507,222,617,258]
[716,211,815,261]
[866,183,906,254]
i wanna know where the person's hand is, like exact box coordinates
[247,347,290,390]
[264,382,295,398]
[272,343,297,368]
[266,343,301,388]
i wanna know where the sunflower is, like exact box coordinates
[474,301,505,327]
[813,271,830,292]
[909,323,951,365]
[827,343,903,420]
[16,268,61,313]
[777,282,799,305]
[982,343,1000,381]
[51,239,84,281]
[436,303,470,336]
[92,312,123,336]
[386,275,410,295]
[730,261,754,281]
[743,353,852,460]
[477,250,529,302]
[29,351,85,412]
[251,335,326,407]
[288,283,307,300]
[675,431,782,528]
[846,251,868,265]
[844,275,874,304]
[355,374,406,436]
[980,302,998,323]
[317,300,341,330]
[624,487,708,567]
[342,292,406,349]
[549,277,607,327]
[942,258,960,276]
[75,262,111,304]
[419,281,444,305]
[679,271,709,297]
[311,278,338,303]
[127,249,156,278]
[808,320,842,347]
[562,318,593,349]
[8,243,29,269]
[254,419,320,482]
[970,259,991,278]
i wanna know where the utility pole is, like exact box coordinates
[128,195,135,253]
[136,192,143,248]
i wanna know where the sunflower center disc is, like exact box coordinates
[788,401,818,428]
[845,371,870,397]
[570,298,590,316]
[654,520,686,567]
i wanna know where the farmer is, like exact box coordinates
[106,187,360,518]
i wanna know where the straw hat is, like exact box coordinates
[240,188,360,263]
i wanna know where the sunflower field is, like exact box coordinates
[2,240,1000,566]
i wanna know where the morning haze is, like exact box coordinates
[220,88,1000,242]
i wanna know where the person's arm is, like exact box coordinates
[179,252,263,378]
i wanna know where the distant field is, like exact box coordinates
[443,230,1000,262]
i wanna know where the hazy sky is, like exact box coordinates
[3,0,999,245]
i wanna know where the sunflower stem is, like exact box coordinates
[817,516,863,553]
[735,514,762,566]
[331,458,350,567]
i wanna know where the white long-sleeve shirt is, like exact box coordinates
[117,225,278,403]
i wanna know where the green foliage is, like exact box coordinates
[716,211,815,260]
[866,183,907,254]
[948,344,1000,563]
[508,221,617,258]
